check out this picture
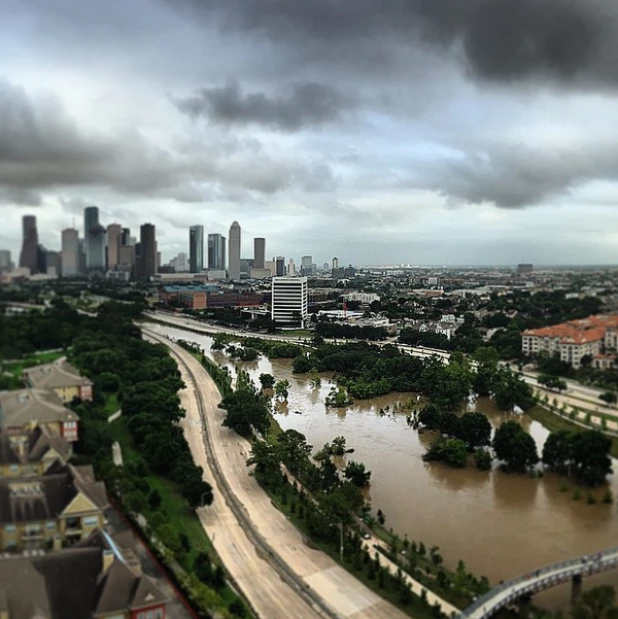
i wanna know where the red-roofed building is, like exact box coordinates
[522,315,618,368]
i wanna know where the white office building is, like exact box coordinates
[271,277,308,329]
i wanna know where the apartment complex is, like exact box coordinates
[522,314,618,368]
[0,424,71,478]
[24,358,93,403]
[0,463,107,552]
[0,388,80,442]
[0,528,168,618]
[271,277,308,329]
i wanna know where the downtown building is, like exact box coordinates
[189,225,204,273]
[19,215,39,274]
[253,237,265,269]
[208,233,226,271]
[271,277,308,329]
[228,221,241,280]
[61,228,80,276]
[84,206,106,272]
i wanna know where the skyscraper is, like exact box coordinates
[228,221,241,280]
[19,215,38,273]
[84,206,105,271]
[288,258,296,276]
[189,225,204,273]
[106,224,122,271]
[207,234,226,271]
[61,228,80,276]
[301,255,312,276]
[332,257,339,271]
[254,238,265,269]
[0,250,11,273]
[121,228,131,246]
[276,256,285,277]
[138,223,157,279]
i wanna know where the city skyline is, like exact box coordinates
[2,1,618,265]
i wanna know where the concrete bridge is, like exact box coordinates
[459,546,618,619]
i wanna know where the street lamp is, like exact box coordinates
[330,522,344,563]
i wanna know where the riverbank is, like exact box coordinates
[146,321,618,612]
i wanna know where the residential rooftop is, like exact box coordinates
[24,358,93,391]
[0,528,167,619]
[0,388,78,430]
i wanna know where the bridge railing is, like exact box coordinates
[460,546,618,618]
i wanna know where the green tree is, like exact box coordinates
[309,367,322,389]
[599,392,617,406]
[274,379,291,401]
[259,373,275,390]
[474,449,492,471]
[423,438,468,468]
[277,429,312,475]
[458,412,492,450]
[247,441,281,482]
[542,430,573,474]
[473,346,500,367]
[573,585,618,619]
[492,420,538,472]
[570,430,613,487]
[344,461,372,487]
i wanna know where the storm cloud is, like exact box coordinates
[2,0,618,264]
[0,79,333,203]
[176,81,353,130]
[170,0,618,87]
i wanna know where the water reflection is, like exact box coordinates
[149,323,618,609]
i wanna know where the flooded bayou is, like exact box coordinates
[148,323,618,609]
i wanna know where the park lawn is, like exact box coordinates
[103,393,119,415]
[527,405,618,458]
[280,329,313,338]
[3,349,66,378]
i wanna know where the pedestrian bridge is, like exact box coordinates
[459,546,618,619]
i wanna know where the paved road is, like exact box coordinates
[460,546,618,619]
[145,329,407,619]
[143,331,324,619]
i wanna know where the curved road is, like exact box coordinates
[144,328,408,619]
[460,546,618,619]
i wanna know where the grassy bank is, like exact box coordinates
[527,405,618,458]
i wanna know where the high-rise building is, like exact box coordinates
[121,228,131,246]
[106,224,122,271]
[189,225,204,273]
[276,256,285,277]
[61,228,80,277]
[288,258,296,276]
[332,257,339,271]
[45,250,60,275]
[271,277,308,329]
[177,252,188,272]
[301,255,313,276]
[254,238,265,269]
[207,234,226,271]
[84,207,105,271]
[19,215,39,273]
[137,223,157,279]
[0,250,11,273]
[228,221,241,280]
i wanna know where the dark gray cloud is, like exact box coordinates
[170,0,618,88]
[176,81,352,130]
[0,79,333,204]
[425,140,618,208]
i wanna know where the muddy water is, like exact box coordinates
[148,323,618,609]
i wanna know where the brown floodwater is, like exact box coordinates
[147,323,618,609]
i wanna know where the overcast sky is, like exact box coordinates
[2,0,618,266]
